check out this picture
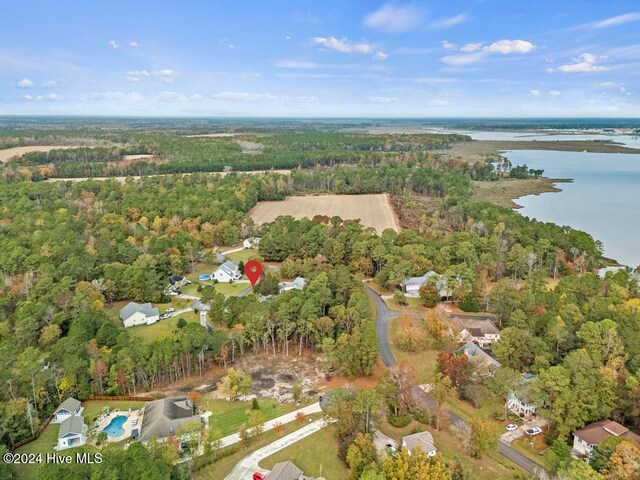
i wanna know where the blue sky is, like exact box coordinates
[1,0,639,116]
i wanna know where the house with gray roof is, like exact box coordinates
[213,261,242,283]
[458,341,502,375]
[265,461,310,480]
[53,397,83,423]
[119,302,160,328]
[278,277,307,294]
[403,271,455,299]
[243,237,261,249]
[139,397,203,442]
[402,431,437,457]
[56,415,86,450]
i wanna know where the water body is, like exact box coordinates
[504,150,640,268]
[103,415,127,437]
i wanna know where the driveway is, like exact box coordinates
[365,285,548,477]
[225,419,327,480]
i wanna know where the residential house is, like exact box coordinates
[265,461,314,480]
[572,420,640,459]
[278,277,307,294]
[53,397,83,423]
[465,323,500,347]
[403,271,456,300]
[402,431,437,457]
[119,302,160,328]
[458,341,502,375]
[506,373,537,418]
[243,237,261,249]
[139,397,203,443]
[57,415,87,450]
[168,275,190,292]
[212,261,242,283]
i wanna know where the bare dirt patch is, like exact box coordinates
[249,193,400,233]
[0,145,92,163]
[235,139,264,154]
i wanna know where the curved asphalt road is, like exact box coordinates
[364,286,549,478]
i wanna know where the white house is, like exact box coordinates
[243,237,260,249]
[572,420,640,459]
[278,277,306,294]
[463,324,501,347]
[507,392,536,418]
[402,431,437,457]
[404,271,456,300]
[53,397,83,423]
[119,302,160,328]
[212,261,242,283]
[57,415,87,450]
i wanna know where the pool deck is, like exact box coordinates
[98,408,144,443]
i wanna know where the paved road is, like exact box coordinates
[364,286,547,477]
[219,402,322,448]
[225,419,327,480]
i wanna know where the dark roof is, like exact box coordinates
[265,461,304,480]
[468,327,485,338]
[139,397,201,442]
[55,397,81,414]
[58,415,85,438]
[574,419,640,445]
[169,275,184,284]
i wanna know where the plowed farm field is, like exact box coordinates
[249,193,400,233]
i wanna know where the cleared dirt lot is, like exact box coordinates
[249,193,400,233]
[0,145,91,163]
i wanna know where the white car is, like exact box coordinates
[165,307,175,313]
[525,427,543,436]
[505,423,518,431]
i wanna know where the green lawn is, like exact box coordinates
[202,398,309,436]
[194,413,321,480]
[214,281,250,297]
[128,311,200,343]
[510,436,552,470]
[260,427,348,480]
[226,249,263,263]
[388,317,439,384]
[386,295,422,311]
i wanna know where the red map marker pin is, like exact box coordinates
[244,260,263,287]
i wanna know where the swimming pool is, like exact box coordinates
[102,415,127,438]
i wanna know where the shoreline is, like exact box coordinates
[470,177,571,210]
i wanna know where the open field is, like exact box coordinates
[0,145,91,163]
[249,193,400,233]
[471,178,572,209]
[260,427,347,479]
[44,169,291,183]
[127,311,200,343]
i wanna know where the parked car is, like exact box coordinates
[385,443,397,452]
[525,427,542,436]
[159,313,171,320]
[252,473,265,480]
[165,307,175,313]
[506,423,518,431]
[168,291,179,296]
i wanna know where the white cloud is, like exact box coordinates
[87,91,145,101]
[23,94,32,101]
[42,80,58,87]
[362,3,423,33]
[367,96,398,103]
[126,69,179,83]
[461,42,483,53]
[427,98,449,106]
[548,90,562,96]
[428,14,468,30]
[547,53,608,73]
[530,89,541,96]
[595,81,620,89]
[109,40,118,49]
[16,77,34,88]
[441,51,486,66]
[212,92,278,102]
[36,93,62,101]
[129,41,139,47]
[484,39,536,54]
[314,36,373,55]
[275,60,319,69]
[157,91,192,102]
[294,95,317,103]
[285,36,291,40]
[374,51,388,61]
[592,12,640,29]
[440,40,457,50]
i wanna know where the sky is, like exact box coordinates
[1,0,639,117]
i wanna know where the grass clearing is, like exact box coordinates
[471,178,567,209]
[214,282,249,297]
[260,427,347,480]
[388,317,438,384]
[81,400,146,421]
[226,249,263,264]
[201,398,308,436]
[128,311,200,343]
